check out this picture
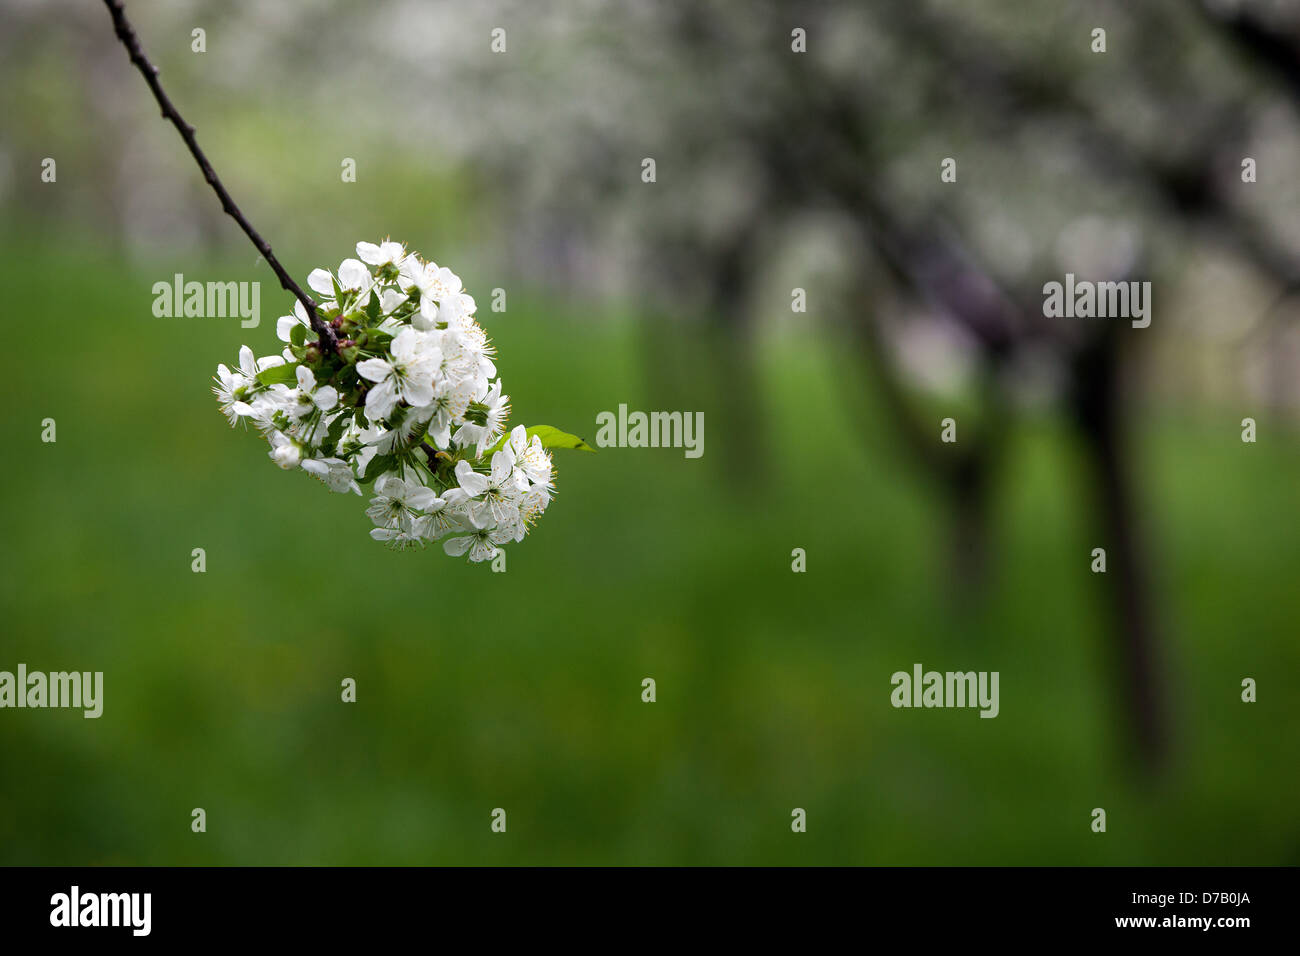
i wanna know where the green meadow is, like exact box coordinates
[1,233,1296,865]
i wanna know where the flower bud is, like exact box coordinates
[272,441,303,470]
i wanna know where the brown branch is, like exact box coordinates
[101,0,337,353]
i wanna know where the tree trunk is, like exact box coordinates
[1070,327,1169,770]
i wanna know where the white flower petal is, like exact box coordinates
[364,381,397,420]
[455,460,490,497]
[307,268,334,296]
[312,386,338,411]
[338,258,370,290]
[356,358,391,383]
[442,536,472,556]
[391,328,420,362]
[403,378,435,408]
[408,487,438,511]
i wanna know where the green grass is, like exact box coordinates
[0,238,1297,865]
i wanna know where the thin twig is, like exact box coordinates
[101,0,338,353]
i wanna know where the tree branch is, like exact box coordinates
[101,0,337,353]
[1192,0,1300,105]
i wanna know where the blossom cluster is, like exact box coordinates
[213,240,557,561]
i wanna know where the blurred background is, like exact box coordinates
[1,0,1298,865]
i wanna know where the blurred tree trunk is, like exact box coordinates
[1070,326,1169,770]
[948,447,994,606]
[846,284,1000,608]
[703,227,767,495]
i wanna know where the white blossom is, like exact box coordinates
[214,241,571,560]
[356,328,440,420]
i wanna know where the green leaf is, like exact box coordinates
[363,292,383,323]
[486,424,596,456]
[255,362,299,386]
[323,413,349,453]
[333,365,358,389]
[530,425,596,451]
[290,322,307,347]
[359,453,397,485]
